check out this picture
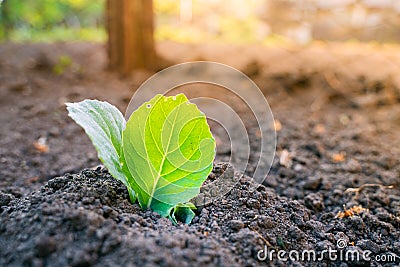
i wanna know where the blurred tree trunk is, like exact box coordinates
[106,0,156,74]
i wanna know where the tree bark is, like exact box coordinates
[106,0,156,74]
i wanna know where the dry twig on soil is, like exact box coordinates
[336,205,368,219]
[344,183,395,198]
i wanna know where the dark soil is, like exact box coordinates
[0,41,399,266]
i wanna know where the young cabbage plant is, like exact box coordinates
[66,94,216,224]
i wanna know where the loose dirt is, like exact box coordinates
[0,41,399,266]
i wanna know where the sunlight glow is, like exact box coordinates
[180,0,193,23]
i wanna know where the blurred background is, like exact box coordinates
[1,0,400,44]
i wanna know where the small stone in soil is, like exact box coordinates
[229,220,244,231]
